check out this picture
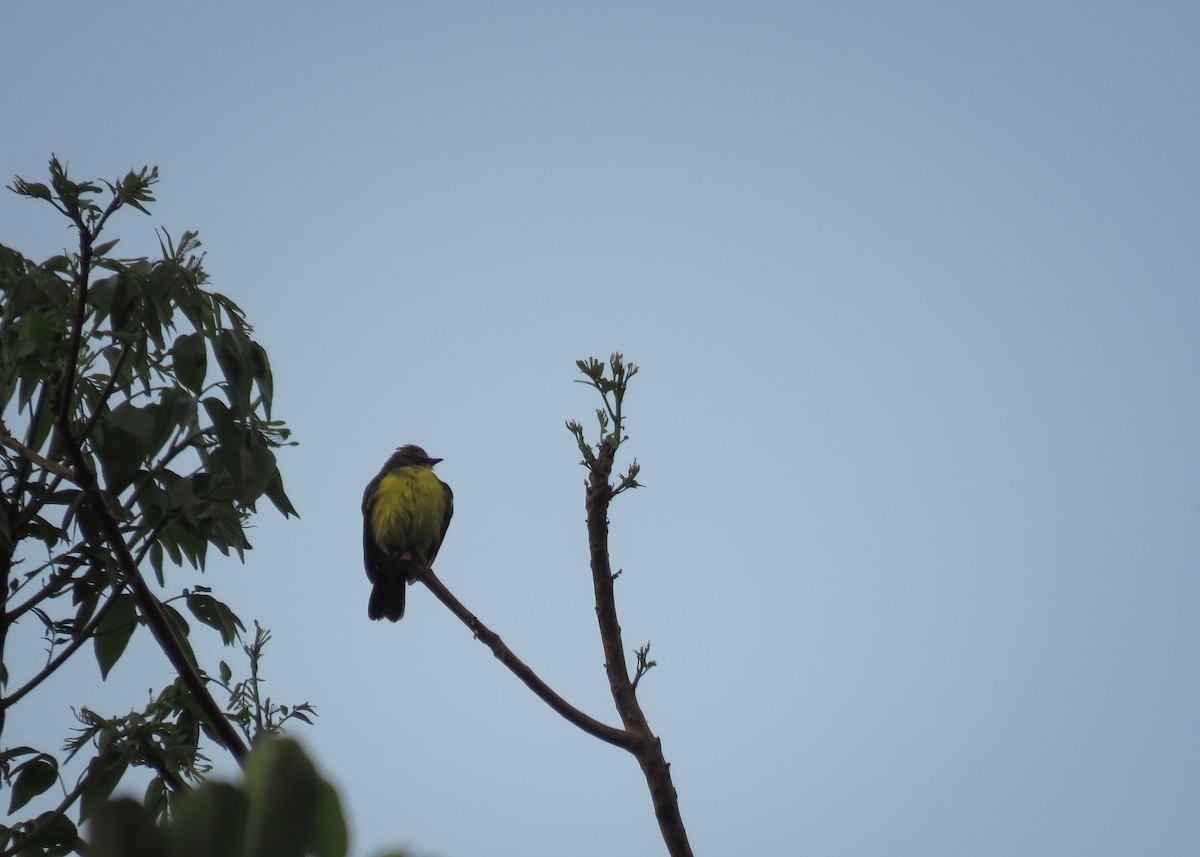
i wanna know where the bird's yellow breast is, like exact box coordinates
[369,466,449,562]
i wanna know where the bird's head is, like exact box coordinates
[386,444,443,470]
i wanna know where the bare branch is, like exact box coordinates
[413,565,633,750]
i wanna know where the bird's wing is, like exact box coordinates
[362,474,383,582]
[426,478,454,566]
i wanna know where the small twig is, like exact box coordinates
[5,500,167,625]
[631,642,657,691]
[0,582,131,712]
[0,417,77,482]
[5,558,83,624]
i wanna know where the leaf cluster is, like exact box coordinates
[10,158,157,235]
[214,623,316,746]
[1,680,206,856]
[566,353,642,494]
[1,633,312,856]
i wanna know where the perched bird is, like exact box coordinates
[362,444,454,621]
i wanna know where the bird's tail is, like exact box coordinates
[368,576,405,622]
[367,560,424,622]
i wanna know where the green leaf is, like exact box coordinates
[111,269,143,333]
[0,747,37,771]
[161,601,191,637]
[160,602,200,671]
[89,273,119,322]
[216,599,245,642]
[13,180,53,201]
[242,739,320,857]
[162,469,197,512]
[149,541,164,585]
[165,388,199,433]
[237,445,277,505]
[185,591,241,646]
[310,779,349,857]
[248,340,274,415]
[108,401,161,445]
[94,593,138,679]
[171,332,207,394]
[144,776,168,821]
[214,331,252,417]
[94,418,144,495]
[164,513,211,570]
[16,373,39,416]
[88,798,165,857]
[8,754,57,813]
[93,238,121,258]
[73,587,101,634]
[9,307,55,359]
[265,468,299,518]
[79,749,130,822]
[202,396,235,440]
[42,253,73,273]
[27,391,56,452]
[167,782,248,857]
[74,498,104,546]
[21,810,80,856]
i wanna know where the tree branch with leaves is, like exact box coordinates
[1,157,308,856]
[569,354,691,857]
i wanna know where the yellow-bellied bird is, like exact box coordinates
[362,445,454,621]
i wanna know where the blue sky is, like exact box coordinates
[3,3,1198,855]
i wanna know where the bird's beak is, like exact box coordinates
[429,457,444,465]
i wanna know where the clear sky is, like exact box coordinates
[3,2,1198,855]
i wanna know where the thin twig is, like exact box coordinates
[0,417,76,481]
[0,580,131,711]
[5,557,83,623]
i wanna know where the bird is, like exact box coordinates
[362,444,454,621]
